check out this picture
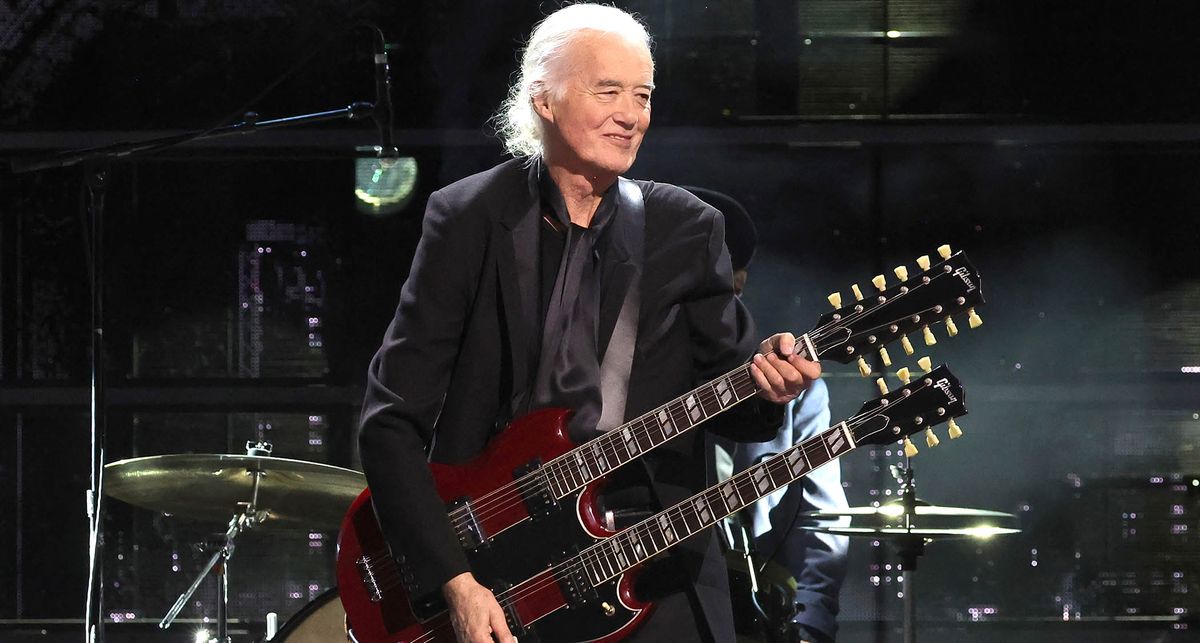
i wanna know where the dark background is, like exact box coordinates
[2,1,1199,641]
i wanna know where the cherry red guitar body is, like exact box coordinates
[336,408,652,643]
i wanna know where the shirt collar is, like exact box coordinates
[536,159,619,234]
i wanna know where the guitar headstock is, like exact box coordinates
[847,362,967,455]
[808,246,984,369]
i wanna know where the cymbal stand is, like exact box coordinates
[889,462,927,643]
[159,463,268,642]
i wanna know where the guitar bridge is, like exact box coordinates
[355,555,388,603]
[448,497,488,550]
[514,459,559,517]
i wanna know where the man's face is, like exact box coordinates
[535,32,654,179]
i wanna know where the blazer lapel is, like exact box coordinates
[494,165,541,419]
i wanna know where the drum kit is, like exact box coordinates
[104,441,357,642]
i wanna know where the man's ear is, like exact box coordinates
[531,85,554,122]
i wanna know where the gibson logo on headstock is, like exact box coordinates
[933,377,958,403]
[953,267,977,293]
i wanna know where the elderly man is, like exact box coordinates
[358,5,820,642]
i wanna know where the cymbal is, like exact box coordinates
[104,454,365,530]
[802,525,1021,540]
[803,504,1015,520]
[800,500,1019,541]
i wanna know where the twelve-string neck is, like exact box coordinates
[541,337,815,499]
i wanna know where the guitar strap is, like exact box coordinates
[597,177,644,432]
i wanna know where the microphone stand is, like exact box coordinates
[10,100,379,643]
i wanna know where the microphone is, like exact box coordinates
[372,35,399,165]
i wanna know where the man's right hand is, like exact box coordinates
[443,572,517,643]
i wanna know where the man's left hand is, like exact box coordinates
[751,332,821,404]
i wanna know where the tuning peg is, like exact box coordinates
[947,418,963,439]
[876,378,889,395]
[827,292,842,308]
[851,284,864,301]
[945,316,959,337]
[872,274,887,291]
[857,357,871,377]
[916,255,931,271]
[968,308,983,329]
[917,356,932,373]
[896,367,911,385]
[900,334,914,355]
[879,347,892,367]
[903,437,919,457]
[922,324,937,346]
[937,244,952,259]
[893,265,909,281]
[925,428,941,447]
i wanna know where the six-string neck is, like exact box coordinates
[578,420,856,586]
[540,339,813,500]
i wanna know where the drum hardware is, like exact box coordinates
[801,463,1019,643]
[103,441,366,641]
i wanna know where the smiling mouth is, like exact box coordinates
[604,134,634,146]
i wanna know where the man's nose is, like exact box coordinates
[612,95,640,129]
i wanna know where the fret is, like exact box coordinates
[749,464,774,495]
[706,486,731,517]
[713,376,736,409]
[597,543,617,580]
[783,445,809,478]
[561,459,581,491]
[545,463,565,498]
[683,393,707,425]
[667,402,692,435]
[678,501,703,534]
[573,451,594,481]
[629,528,648,561]
[718,480,743,512]
[823,424,852,458]
[733,474,759,507]
[692,496,714,524]
[619,426,640,460]
[698,381,723,416]
[657,514,678,546]
[644,520,668,553]
[654,408,675,442]
[618,535,638,568]
[590,442,610,473]
[611,537,631,569]
[633,418,655,452]
[732,368,758,399]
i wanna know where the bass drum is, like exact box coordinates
[274,588,349,643]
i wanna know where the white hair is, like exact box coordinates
[493,3,653,161]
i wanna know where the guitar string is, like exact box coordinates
[449,264,962,526]
[442,269,954,528]
[366,385,935,617]
[395,393,927,643]
[445,263,962,528]
[357,300,952,601]
[451,300,949,531]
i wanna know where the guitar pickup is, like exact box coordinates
[448,497,488,550]
[514,459,560,517]
[554,548,598,609]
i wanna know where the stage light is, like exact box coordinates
[194,628,211,643]
[355,146,418,216]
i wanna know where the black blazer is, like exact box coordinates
[358,158,783,638]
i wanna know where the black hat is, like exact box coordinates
[682,186,758,272]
